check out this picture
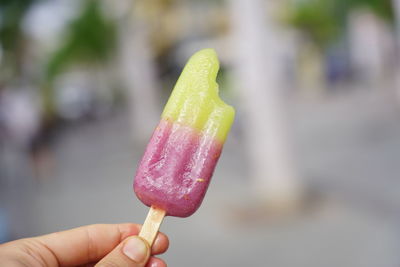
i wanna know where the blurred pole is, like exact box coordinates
[118,3,160,144]
[348,11,388,84]
[392,0,400,100]
[393,0,400,42]
[229,0,301,209]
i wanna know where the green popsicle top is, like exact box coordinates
[161,49,235,142]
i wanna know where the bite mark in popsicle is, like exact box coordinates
[134,48,235,246]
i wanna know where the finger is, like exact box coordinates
[95,236,150,267]
[145,257,167,267]
[152,232,169,255]
[36,224,168,266]
[76,256,166,267]
[36,223,139,266]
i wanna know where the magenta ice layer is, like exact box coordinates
[134,119,223,217]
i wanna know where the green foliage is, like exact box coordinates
[0,0,38,78]
[287,0,394,49]
[0,0,36,50]
[287,0,339,48]
[346,0,393,21]
[46,0,116,81]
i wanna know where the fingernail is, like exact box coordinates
[123,237,148,262]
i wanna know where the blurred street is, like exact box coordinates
[3,87,399,267]
[1,0,400,266]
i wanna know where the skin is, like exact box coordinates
[0,224,169,267]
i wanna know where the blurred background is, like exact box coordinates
[1,0,400,266]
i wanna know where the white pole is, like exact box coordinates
[392,0,400,101]
[393,0,400,39]
[118,12,160,144]
[229,0,300,208]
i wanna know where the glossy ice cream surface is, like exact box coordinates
[134,49,235,217]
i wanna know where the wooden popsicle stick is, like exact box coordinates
[139,206,166,247]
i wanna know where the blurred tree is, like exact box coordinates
[286,0,394,93]
[287,0,393,49]
[348,0,393,21]
[0,0,38,83]
[287,0,339,49]
[44,0,116,118]
[45,0,116,80]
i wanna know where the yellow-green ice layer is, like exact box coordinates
[161,49,235,143]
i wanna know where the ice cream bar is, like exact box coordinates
[134,49,234,245]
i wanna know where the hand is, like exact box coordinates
[0,223,169,267]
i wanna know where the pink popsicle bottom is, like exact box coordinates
[134,119,223,217]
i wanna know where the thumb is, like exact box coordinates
[95,236,150,267]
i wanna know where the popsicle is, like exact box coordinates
[134,48,235,246]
